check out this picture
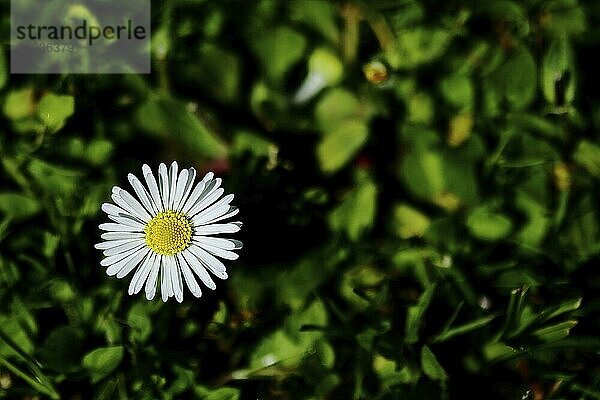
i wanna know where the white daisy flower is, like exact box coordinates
[95,162,242,303]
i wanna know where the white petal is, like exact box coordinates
[111,190,149,223]
[192,193,233,220]
[175,168,196,211]
[145,255,161,300]
[172,169,189,212]
[160,257,169,302]
[101,231,145,241]
[194,236,236,250]
[164,256,174,298]
[182,249,217,290]
[95,238,138,250]
[168,161,178,209]
[100,243,144,266]
[230,239,243,250]
[101,203,129,217]
[129,252,154,295]
[191,178,222,211]
[188,182,223,217]
[195,240,239,260]
[143,164,163,212]
[103,239,145,256]
[116,248,149,279]
[170,255,184,303]
[99,223,143,233]
[177,253,202,297]
[204,206,239,225]
[107,215,146,230]
[105,250,140,276]
[180,180,206,214]
[193,222,242,235]
[192,204,230,226]
[187,245,228,280]
[128,173,158,215]
[118,189,151,222]
[158,163,170,210]
[202,172,214,182]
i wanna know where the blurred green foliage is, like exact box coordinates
[1,0,600,399]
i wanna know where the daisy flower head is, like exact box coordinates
[96,162,242,302]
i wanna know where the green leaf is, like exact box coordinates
[0,193,41,220]
[329,173,377,240]
[483,1,529,36]
[127,304,152,343]
[401,149,445,201]
[420,345,446,381]
[466,205,513,241]
[542,38,576,105]
[315,89,366,133]
[433,314,496,343]
[317,120,369,173]
[37,93,75,133]
[440,73,474,110]
[396,28,452,69]
[501,48,537,110]
[251,26,307,84]
[308,47,343,85]
[3,88,35,121]
[532,320,578,342]
[373,355,416,387]
[393,203,430,239]
[82,346,124,383]
[541,1,587,37]
[38,326,85,373]
[183,43,241,103]
[289,0,339,43]
[0,51,6,90]
[195,386,240,400]
[135,95,228,159]
[405,284,436,344]
[573,140,600,178]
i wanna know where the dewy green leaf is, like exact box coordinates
[420,345,447,381]
[82,346,124,383]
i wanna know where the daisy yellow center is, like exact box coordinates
[144,210,193,256]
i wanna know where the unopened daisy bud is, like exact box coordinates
[96,162,243,303]
[363,60,389,85]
